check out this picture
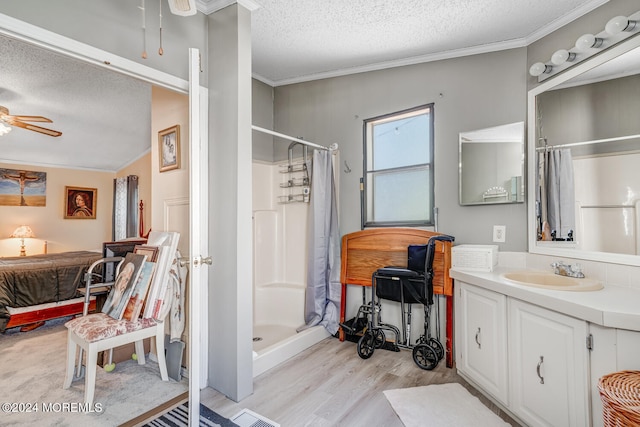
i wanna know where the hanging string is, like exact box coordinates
[140,0,147,59]
[158,0,164,55]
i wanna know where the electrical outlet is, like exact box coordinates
[493,225,506,243]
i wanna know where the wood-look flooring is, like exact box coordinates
[201,336,521,427]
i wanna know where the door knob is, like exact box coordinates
[202,256,212,265]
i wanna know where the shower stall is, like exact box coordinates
[251,156,331,377]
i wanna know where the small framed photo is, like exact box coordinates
[64,186,97,219]
[158,124,180,172]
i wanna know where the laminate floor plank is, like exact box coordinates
[200,336,520,427]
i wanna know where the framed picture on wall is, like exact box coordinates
[64,186,97,219]
[158,124,180,172]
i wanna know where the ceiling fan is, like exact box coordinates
[0,105,62,137]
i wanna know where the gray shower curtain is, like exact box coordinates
[546,148,575,238]
[299,149,341,335]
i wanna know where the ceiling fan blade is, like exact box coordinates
[6,118,62,137]
[9,115,53,123]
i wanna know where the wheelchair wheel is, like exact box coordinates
[373,329,386,349]
[412,344,438,370]
[428,337,445,361]
[357,331,375,359]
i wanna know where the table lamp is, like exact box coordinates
[10,225,35,256]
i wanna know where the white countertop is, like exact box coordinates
[450,267,640,332]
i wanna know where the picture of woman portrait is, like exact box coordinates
[64,186,97,219]
[72,192,92,217]
[101,263,135,317]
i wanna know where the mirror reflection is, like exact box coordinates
[459,122,524,206]
[531,38,640,259]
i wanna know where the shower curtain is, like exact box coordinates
[299,149,341,335]
[544,148,575,239]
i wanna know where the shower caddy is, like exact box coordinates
[278,141,311,204]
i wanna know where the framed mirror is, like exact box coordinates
[528,34,640,266]
[459,122,524,205]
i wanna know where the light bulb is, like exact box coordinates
[529,62,551,77]
[605,16,635,35]
[575,33,603,51]
[551,49,576,65]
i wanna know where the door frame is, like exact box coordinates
[0,9,210,415]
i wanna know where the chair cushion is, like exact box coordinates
[65,313,157,343]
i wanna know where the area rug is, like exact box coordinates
[383,383,510,427]
[0,317,188,426]
[143,401,238,427]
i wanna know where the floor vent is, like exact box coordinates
[230,408,280,427]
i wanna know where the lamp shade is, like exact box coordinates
[10,225,35,239]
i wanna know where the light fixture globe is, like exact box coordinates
[605,16,633,35]
[551,49,576,65]
[529,62,551,77]
[575,33,603,51]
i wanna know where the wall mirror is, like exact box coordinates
[528,34,640,266]
[459,122,524,205]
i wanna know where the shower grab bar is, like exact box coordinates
[580,204,636,209]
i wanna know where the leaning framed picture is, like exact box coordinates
[158,124,180,172]
[64,186,97,219]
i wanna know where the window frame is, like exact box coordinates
[362,103,435,229]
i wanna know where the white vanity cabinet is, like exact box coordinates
[508,298,589,427]
[455,281,509,405]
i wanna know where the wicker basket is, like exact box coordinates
[598,370,640,427]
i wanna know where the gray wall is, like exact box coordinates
[252,79,275,162]
[0,0,208,84]
[273,48,529,251]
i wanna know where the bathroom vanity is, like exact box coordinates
[451,267,640,427]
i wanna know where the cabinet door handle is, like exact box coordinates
[475,327,481,349]
[536,356,544,384]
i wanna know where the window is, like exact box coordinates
[363,104,434,228]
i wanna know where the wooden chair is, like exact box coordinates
[62,231,179,405]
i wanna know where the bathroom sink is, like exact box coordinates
[501,271,603,291]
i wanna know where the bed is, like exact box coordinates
[0,251,103,332]
[339,228,455,367]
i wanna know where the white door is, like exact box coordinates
[188,48,210,426]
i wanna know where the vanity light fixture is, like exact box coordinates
[605,15,637,35]
[531,10,640,81]
[551,49,576,65]
[529,62,552,77]
[575,33,604,51]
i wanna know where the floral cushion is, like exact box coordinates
[65,313,157,343]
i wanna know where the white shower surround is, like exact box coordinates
[252,161,330,377]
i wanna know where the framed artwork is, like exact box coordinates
[134,244,159,262]
[158,124,180,172]
[0,168,47,207]
[64,186,97,219]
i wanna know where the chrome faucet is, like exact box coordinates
[550,261,585,278]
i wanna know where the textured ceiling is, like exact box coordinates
[246,0,609,85]
[0,0,613,171]
[0,34,151,172]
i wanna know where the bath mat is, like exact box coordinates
[383,383,510,427]
[143,401,238,427]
